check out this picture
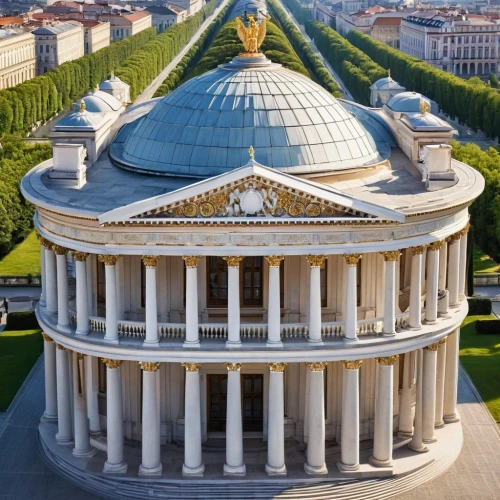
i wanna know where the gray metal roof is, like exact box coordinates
[79,90,122,113]
[370,77,405,91]
[111,57,382,178]
[33,21,82,35]
[387,92,430,113]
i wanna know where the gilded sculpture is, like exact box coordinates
[236,15,269,55]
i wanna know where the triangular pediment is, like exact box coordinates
[98,162,405,225]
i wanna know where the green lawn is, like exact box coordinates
[460,315,500,422]
[473,246,499,273]
[0,328,43,411]
[0,230,40,276]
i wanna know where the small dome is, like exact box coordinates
[80,90,122,113]
[387,92,430,113]
[99,74,129,91]
[56,102,105,131]
[370,77,405,91]
[401,112,452,131]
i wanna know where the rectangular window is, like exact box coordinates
[45,44,49,53]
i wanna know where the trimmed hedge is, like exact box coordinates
[281,0,312,26]
[467,297,492,316]
[5,311,39,331]
[475,320,500,335]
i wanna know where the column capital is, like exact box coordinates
[182,256,201,268]
[380,251,400,262]
[223,256,244,268]
[424,342,440,351]
[306,255,327,268]
[142,256,162,268]
[268,362,287,372]
[41,332,53,342]
[37,234,53,249]
[102,358,121,369]
[139,361,161,372]
[376,355,399,366]
[305,361,328,372]
[98,254,120,266]
[343,253,362,266]
[181,362,200,372]
[459,222,471,236]
[225,362,242,371]
[72,251,89,262]
[411,245,425,255]
[341,359,363,370]
[427,241,443,251]
[265,255,284,268]
[52,244,69,256]
[77,352,85,361]
[56,343,67,351]
[439,337,448,345]
[451,231,462,241]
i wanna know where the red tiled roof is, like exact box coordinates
[372,17,403,26]
[122,11,151,22]
[0,16,25,25]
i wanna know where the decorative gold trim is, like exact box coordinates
[98,255,120,266]
[72,251,89,262]
[268,362,287,372]
[376,355,399,366]
[52,244,68,256]
[306,255,327,268]
[182,256,201,268]
[139,361,161,372]
[37,234,53,249]
[181,362,200,372]
[56,343,66,351]
[248,145,255,160]
[343,254,362,266]
[142,256,162,268]
[427,241,443,251]
[288,201,305,217]
[102,358,121,369]
[223,256,244,268]
[77,353,85,361]
[451,232,462,241]
[439,337,448,345]
[305,203,321,217]
[225,362,242,371]
[380,251,400,262]
[265,255,284,268]
[199,202,215,218]
[41,332,53,342]
[341,360,363,370]
[305,362,328,372]
[411,246,425,255]
[424,342,440,351]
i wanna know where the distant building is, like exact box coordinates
[0,28,35,89]
[79,20,110,54]
[146,5,188,33]
[370,15,402,48]
[341,0,368,14]
[166,0,203,15]
[313,0,340,27]
[33,20,84,75]
[99,11,152,41]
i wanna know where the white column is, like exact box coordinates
[306,256,327,343]
[224,257,244,347]
[398,352,414,438]
[45,245,58,313]
[86,254,94,316]
[224,363,245,476]
[425,242,441,323]
[435,338,447,428]
[54,245,70,330]
[139,362,162,475]
[55,344,72,445]
[381,252,399,336]
[408,349,428,453]
[409,246,424,329]
[266,363,287,475]
[38,235,47,307]
[99,255,119,341]
[370,356,398,467]
[72,352,96,458]
[85,355,101,435]
[41,333,57,422]
[266,256,284,347]
[181,363,204,476]
[448,234,461,307]
[438,239,448,291]
[142,256,161,345]
[422,343,439,443]
[116,257,125,321]
[182,256,201,347]
[459,224,469,300]
[305,362,328,474]
[343,254,361,341]
[443,328,460,423]
[338,360,362,471]
[103,358,127,473]
[73,252,89,335]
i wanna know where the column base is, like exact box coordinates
[304,462,328,475]
[424,319,438,325]
[408,442,429,453]
[90,430,102,438]
[182,463,205,477]
[307,337,323,344]
[56,433,73,446]
[449,303,461,310]
[337,461,359,472]
[266,340,284,348]
[265,463,287,476]
[369,456,392,468]
[225,340,242,348]
[72,446,97,459]
[407,325,422,331]
[434,420,445,429]
[103,336,120,343]
[223,463,246,476]
[75,329,89,336]
[423,437,437,444]
[103,460,128,474]
[383,331,396,337]
[444,414,460,424]
[143,339,160,347]
[57,323,72,334]
[342,336,359,343]
[41,412,58,423]
[397,430,413,439]
[40,300,47,308]
[183,340,200,348]
[139,463,163,476]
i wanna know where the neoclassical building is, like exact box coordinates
[22,51,483,498]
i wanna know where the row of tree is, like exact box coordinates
[280,0,312,26]
[154,0,238,98]
[0,139,52,257]
[267,0,340,96]
[305,21,386,105]
[346,30,500,138]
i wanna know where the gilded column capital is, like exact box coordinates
[56,343,66,351]
[139,361,161,372]
[181,362,200,372]
[438,337,448,345]
[341,360,363,370]
[265,255,285,268]
[223,256,244,268]
[460,222,471,236]
[182,256,201,268]
[98,255,120,266]
[225,362,242,371]
[451,231,462,242]
[41,332,53,342]
[37,234,52,249]
[411,245,425,255]
[305,361,328,372]
[423,342,440,352]
[427,241,443,251]
[268,362,288,372]
[376,355,399,366]
[343,254,362,266]
[142,255,162,268]
[52,244,68,256]
[380,251,400,262]
[72,251,89,262]
[102,358,121,369]
[306,255,327,268]
[77,353,86,361]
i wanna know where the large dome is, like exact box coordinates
[110,56,382,178]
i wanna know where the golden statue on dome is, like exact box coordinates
[236,14,269,55]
